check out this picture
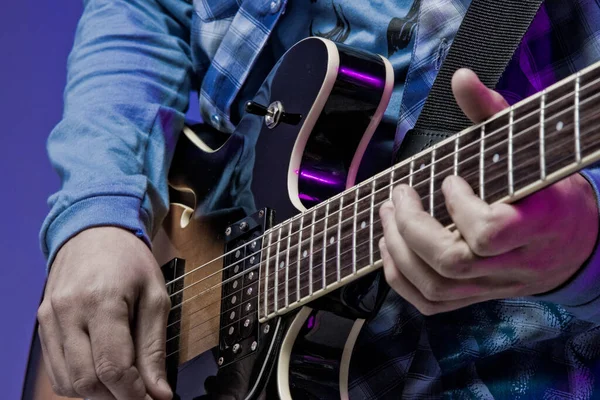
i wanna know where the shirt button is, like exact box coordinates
[211,114,221,126]
[269,0,282,14]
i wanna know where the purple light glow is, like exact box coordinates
[307,315,316,329]
[299,193,320,202]
[339,67,384,88]
[300,170,339,186]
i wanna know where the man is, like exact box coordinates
[38,0,600,398]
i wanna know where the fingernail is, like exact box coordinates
[394,186,404,202]
[379,202,393,219]
[158,378,173,398]
[443,176,455,193]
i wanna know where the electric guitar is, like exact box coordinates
[22,36,600,399]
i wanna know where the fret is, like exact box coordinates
[575,74,581,163]
[274,226,282,313]
[540,92,546,180]
[296,214,303,302]
[505,92,541,199]
[263,230,272,317]
[479,125,485,200]
[411,152,434,204]
[353,188,358,274]
[322,202,329,290]
[337,197,343,282]
[369,179,375,267]
[429,148,436,216]
[454,133,460,175]
[508,108,514,196]
[389,166,395,199]
[409,160,415,186]
[309,209,316,296]
[430,140,455,227]
[542,76,575,178]
[453,127,480,199]
[578,64,600,163]
[285,220,292,308]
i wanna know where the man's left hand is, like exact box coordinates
[379,69,599,315]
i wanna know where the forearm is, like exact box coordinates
[41,0,193,265]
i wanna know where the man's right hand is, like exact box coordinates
[37,227,174,400]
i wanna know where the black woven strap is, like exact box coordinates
[395,0,544,163]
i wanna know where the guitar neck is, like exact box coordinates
[258,59,600,322]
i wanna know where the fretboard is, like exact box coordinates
[258,59,600,322]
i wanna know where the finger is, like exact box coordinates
[64,328,115,399]
[380,203,487,301]
[389,186,478,279]
[135,283,173,400]
[90,301,147,400]
[37,308,75,397]
[452,68,509,123]
[38,324,75,397]
[443,175,530,256]
[379,239,491,315]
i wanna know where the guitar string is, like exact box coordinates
[165,90,597,306]
[164,234,385,358]
[162,73,594,292]
[163,131,590,342]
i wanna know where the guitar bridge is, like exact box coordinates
[217,208,274,367]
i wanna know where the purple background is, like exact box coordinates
[0,2,82,398]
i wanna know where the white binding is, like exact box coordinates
[340,319,366,400]
[277,306,313,400]
[182,124,218,153]
[287,38,340,212]
[346,56,395,187]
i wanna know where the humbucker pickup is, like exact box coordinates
[218,208,274,367]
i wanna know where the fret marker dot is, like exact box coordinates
[556,121,564,131]
[235,250,241,258]
[230,311,235,320]
[231,295,237,304]
[228,326,235,335]
[330,236,335,245]
[279,261,285,269]
[303,250,308,258]
[493,154,500,163]
[361,221,367,229]
[420,163,426,170]
[232,280,238,289]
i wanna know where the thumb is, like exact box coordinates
[135,284,173,400]
[452,68,509,123]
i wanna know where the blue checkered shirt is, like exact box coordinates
[43,0,600,398]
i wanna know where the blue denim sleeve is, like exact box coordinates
[532,166,600,324]
[40,0,194,266]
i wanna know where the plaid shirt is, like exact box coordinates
[44,0,600,398]
[194,1,600,398]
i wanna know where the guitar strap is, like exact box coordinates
[394,0,545,163]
